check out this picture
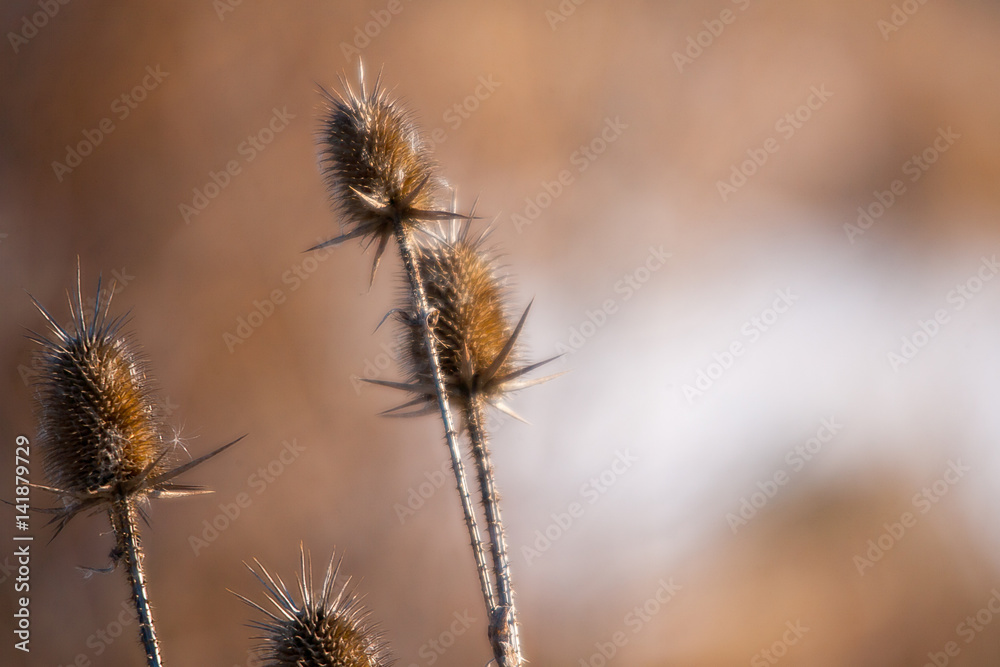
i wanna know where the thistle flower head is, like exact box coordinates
[314,62,454,283]
[237,548,392,667]
[29,268,243,535]
[373,219,559,421]
[411,222,514,396]
[31,273,166,499]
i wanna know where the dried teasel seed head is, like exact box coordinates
[30,273,168,505]
[28,269,244,535]
[376,219,560,421]
[236,548,392,667]
[315,62,451,282]
[408,222,514,399]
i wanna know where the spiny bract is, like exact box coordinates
[237,549,391,667]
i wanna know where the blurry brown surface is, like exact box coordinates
[2,1,1000,666]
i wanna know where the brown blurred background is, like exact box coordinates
[2,1,1000,665]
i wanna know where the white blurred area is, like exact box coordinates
[2,1,1000,665]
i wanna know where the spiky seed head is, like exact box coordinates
[31,275,167,504]
[377,219,562,420]
[237,549,392,667]
[28,270,245,536]
[405,224,514,402]
[315,63,449,282]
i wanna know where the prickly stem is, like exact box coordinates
[392,218,499,619]
[111,497,163,667]
[467,393,522,667]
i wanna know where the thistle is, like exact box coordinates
[313,61,498,656]
[29,267,242,667]
[383,218,559,419]
[313,63,560,667]
[313,62,455,284]
[235,548,391,667]
[374,219,559,665]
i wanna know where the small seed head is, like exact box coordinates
[238,549,391,667]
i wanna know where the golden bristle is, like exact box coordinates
[29,271,244,535]
[410,225,514,399]
[371,219,561,420]
[314,63,451,282]
[237,548,391,667]
[31,276,167,502]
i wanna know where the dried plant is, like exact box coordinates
[312,61,498,657]
[28,268,242,667]
[314,64,559,667]
[388,220,560,663]
[235,547,391,667]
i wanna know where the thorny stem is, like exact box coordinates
[392,220,499,620]
[111,496,163,667]
[466,393,522,667]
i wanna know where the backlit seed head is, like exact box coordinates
[30,275,167,504]
[28,270,244,535]
[315,62,450,283]
[408,222,514,400]
[380,220,560,420]
[237,548,391,667]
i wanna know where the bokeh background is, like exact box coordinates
[2,1,1000,665]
